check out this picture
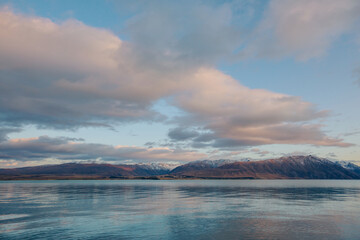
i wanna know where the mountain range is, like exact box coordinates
[0,155,359,180]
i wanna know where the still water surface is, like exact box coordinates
[0,180,360,239]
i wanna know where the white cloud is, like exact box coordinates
[171,68,350,147]
[0,8,121,73]
[0,9,172,128]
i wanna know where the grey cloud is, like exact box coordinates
[144,142,156,147]
[123,0,244,69]
[193,132,216,143]
[0,69,164,130]
[0,128,21,142]
[343,130,360,137]
[168,128,217,146]
[191,142,211,149]
[0,136,206,162]
[168,127,199,141]
[212,138,260,148]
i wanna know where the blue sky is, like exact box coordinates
[0,0,359,167]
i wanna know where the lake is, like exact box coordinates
[0,180,360,239]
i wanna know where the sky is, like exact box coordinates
[0,0,360,168]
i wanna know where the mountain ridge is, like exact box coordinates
[1,156,359,180]
[171,155,360,179]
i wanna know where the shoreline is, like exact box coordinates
[1,176,358,181]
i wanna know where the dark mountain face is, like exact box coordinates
[170,159,239,174]
[170,156,360,179]
[334,161,360,175]
[0,156,359,180]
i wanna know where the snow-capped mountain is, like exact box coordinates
[135,162,181,171]
[334,161,360,174]
[170,155,360,179]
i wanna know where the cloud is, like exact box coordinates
[245,0,360,60]
[212,123,352,147]
[355,67,360,86]
[0,136,206,162]
[250,148,271,157]
[176,68,327,124]
[0,9,165,129]
[0,5,244,129]
[342,130,360,137]
[0,7,352,150]
[122,0,244,68]
[168,127,199,141]
[0,128,21,142]
[186,123,353,149]
[170,68,350,148]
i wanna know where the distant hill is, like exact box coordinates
[0,163,172,180]
[0,156,359,180]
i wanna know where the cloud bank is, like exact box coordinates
[0,136,206,163]
[0,2,354,164]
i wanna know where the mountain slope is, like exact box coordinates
[170,159,242,174]
[334,161,360,175]
[170,156,360,179]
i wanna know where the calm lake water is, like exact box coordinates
[0,180,360,240]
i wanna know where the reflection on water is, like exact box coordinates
[0,180,360,239]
